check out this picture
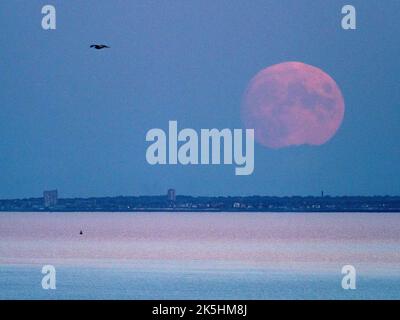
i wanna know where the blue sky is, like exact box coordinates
[1,0,399,198]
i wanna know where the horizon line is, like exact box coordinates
[2,193,400,201]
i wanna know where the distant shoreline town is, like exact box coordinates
[1,189,400,213]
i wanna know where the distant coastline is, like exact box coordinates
[1,195,400,213]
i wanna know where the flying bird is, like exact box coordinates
[90,44,110,50]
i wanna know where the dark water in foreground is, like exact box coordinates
[1,265,400,300]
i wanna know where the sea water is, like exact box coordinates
[1,212,400,299]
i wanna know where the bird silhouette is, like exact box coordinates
[90,44,110,50]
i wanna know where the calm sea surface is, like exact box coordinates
[1,212,400,299]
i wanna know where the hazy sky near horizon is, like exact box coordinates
[1,0,399,198]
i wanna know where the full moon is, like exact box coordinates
[241,62,345,148]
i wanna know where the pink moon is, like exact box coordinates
[241,62,345,148]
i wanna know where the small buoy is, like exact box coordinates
[80,230,83,235]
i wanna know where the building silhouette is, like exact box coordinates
[167,189,176,202]
[43,190,58,208]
